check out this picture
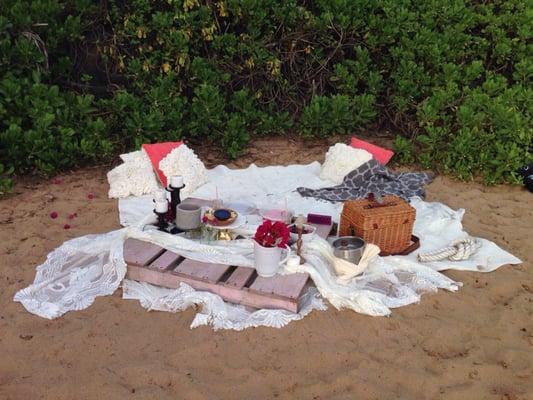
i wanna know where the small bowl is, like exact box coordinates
[288,224,316,243]
[204,208,238,226]
[213,208,232,221]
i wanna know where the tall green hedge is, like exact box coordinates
[1,0,531,191]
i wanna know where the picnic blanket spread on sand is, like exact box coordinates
[14,162,522,331]
[297,159,433,201]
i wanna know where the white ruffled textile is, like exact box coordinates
[107,150,159,198]
[158,145,209,197]
[320,143,373,184]
[15,163,522,330]
[107,145,208,199]
[122,281,327,331]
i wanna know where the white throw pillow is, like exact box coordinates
[107,150,159,198]
[158,145,209,198]
[319,143,373,184]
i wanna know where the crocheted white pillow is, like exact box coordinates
[320,143,373,184]
[107,150,159,198]
[158,145,209,198]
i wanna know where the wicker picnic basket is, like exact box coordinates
[339,194,419,256]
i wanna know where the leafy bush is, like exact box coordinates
[0,0,531,187]
[0,2,112,184]
[0,162,14,194]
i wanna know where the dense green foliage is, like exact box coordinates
[1,0,531,190]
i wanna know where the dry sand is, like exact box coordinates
[1,137,532,400]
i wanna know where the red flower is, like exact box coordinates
[87,192,95,200]
[50,211,58,219]
[254,220,289,248]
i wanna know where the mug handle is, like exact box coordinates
[279,245,292,266]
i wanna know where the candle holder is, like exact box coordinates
[166,183,186,220]
[153,209,169,232]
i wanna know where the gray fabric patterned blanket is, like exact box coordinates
[297,159,433,202]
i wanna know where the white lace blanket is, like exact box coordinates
[14,163,522,330]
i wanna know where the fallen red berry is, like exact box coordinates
[50,211,58,219]
[87,192,94,200]
[67,213,76,220]
[63,224,71,229]
[52,178,63,184]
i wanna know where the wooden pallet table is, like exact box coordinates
[124,209,334,313]
[124,238,309,312]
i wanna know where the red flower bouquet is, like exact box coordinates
[254,220,290,248]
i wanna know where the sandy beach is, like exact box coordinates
[1,138,532,399]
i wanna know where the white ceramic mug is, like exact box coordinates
[253,241,291,277]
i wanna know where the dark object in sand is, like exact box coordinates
[517,163,533,178]
[524,175,533,193]
[517,163,533,193]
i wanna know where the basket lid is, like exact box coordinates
[342,195,415,229]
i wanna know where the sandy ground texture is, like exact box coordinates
[1,137,532,400]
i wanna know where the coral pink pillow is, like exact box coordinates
[142,141,183,187]
[350,137,394,165]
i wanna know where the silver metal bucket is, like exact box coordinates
[332,236,366,264]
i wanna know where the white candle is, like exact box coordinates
[287,255,301,268]
[153,189,167,202]
[155,200,168,213]
[170,175,184,187]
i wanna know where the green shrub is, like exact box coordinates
[0,2,112,178]
[0,0,531,188]
[0,162,13,194]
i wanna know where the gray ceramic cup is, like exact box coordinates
[175,203,202,230]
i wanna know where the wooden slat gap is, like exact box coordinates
[218,265,238,284]
[244,271,258,289]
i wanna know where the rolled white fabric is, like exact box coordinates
[333,244,381,284]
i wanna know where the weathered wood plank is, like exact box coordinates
[270,273,309,299]
[173,259,230,283]
[126,265,300,312]
[149,250,183,271]
[249,275,278,294]
[224,267,255,289]
[123,238,166,267]
[249,273,309,300]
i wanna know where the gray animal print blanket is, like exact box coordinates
[297,159,433,202]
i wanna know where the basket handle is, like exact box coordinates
[364,193,397,209]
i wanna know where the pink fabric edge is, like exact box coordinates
[142,141,183,187]
[350,137,394,165]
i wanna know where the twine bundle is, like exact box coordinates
[418,238,481,262]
